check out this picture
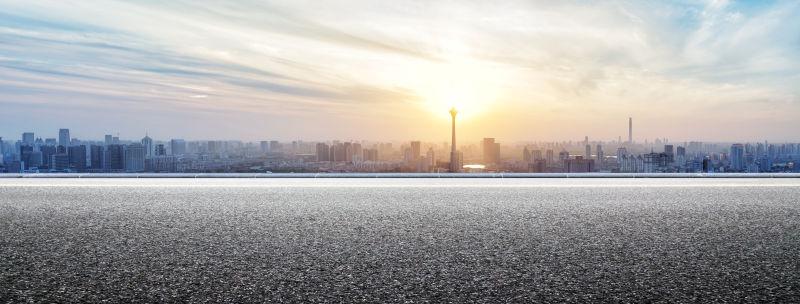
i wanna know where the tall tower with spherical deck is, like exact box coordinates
[449,107,459,173]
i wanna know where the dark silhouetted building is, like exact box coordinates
[68,145,87,171]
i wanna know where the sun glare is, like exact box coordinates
[414,58,504,120]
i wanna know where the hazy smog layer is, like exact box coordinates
[1,178,799,302]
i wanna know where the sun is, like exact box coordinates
[414,58,504,120]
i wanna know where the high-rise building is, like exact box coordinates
[22,132,34,145]
[410,141,421,161]
[343,142,353,162]
[68,145,87,171]
[482,138,500,165]
[730,144,745,172]
[51,153,70,171]
[664,145,674,163]
[155,144,166,156]
[145,156,177,172]
[585,144,591,159]
[170,139,186,155]
[316,143,330,161]
[105,144,125,171]
[425,147,435,167]
[352,142,363,163]
[260,141,269,154]
[596,144,604,165]
[522,147,531,163]
[59,129,70,147]
[20,145,34,170]
[363,148,379,162]
[564,156,595,173]
[532,149,542,161]
[628,117,633,144]
[559,150,570,162]
[124,143,145,172]
[90,145,105,170]
[39,145,56,169]
[104,135,113,146]
[676,146,686,157]
[141,135,153,158]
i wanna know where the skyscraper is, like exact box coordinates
[170,139,186,155]
[90,145,105,170]
[482,138,500,165]
[155,144,166,156]
[664,144,674,163]
[22,132,34,145]
[104,135,113,146]
[730,144,745,172]
[449,108,459,173]
[39,145,56,169]
[59,129,70,147]
[585,144,591,159]
[20,145,34,170]
[628,117,633,144]
[522,147,531,163]
[105,144,125,171]
[425,147,435,168]
[410,141,421,161]
[596,144,604,162]
[141,135,153,158]
[316,143,330,161]
[67,145,87,171]
[124,143,145,172]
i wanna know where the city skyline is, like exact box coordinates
[1,1,800,141]
[3,121,799,174]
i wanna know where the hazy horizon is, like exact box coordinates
[2,1,799,142]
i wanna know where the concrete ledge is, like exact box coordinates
[0,173,799,178]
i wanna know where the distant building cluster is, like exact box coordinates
[1,128,798,173]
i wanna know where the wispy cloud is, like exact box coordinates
[0,0,798,141]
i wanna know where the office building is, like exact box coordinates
[482,138,500,165]
[522,147,531,163]
[316,143,330,161]
[124,143,145,172]
[59,129,70,147]
[105,144,125,171]
[628,117,633,143]
[596,144,604,169]
[51,154,70,171]
[67,145,87,171]
[564,156,594,173]
[141,135,153,158]
[170,139,186,155]
[91,145,105,170]
[410,141,421,161]
[155,144,166,156]
[20,145,34,169]
[22,132,34,145]
[730,144,745,172]
[40,145,57,169]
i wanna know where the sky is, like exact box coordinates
[0,0,799,142]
